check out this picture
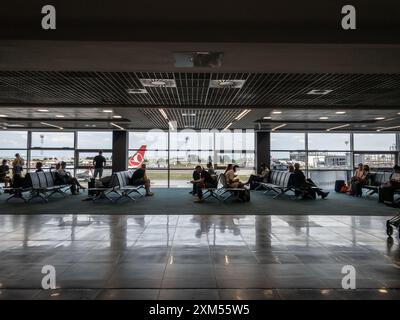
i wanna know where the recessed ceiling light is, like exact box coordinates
[0,114,7,117]
[127,88,148,94]
[85,124,97,128]
[110,122,125,130]
[37,109,49,112]
[272,111,282,114]
[55,115,65,118]
[263,116,272,120]
[112,115,122,119]
[335,111,346,115]
[271,124,287,131]
[235,109,251,121]
[374,117,385,120]
[6,124,24,127]
[159,109,168,120]
[319,117,329,120]
[307,89,333,95]
[223,122,233,131]
[326,124,350,131]
[103,109,113,113]
[40,122,63,130]
[182,113,196,117]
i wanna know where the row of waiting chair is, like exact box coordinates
[2,170,145,203]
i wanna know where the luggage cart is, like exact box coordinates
[386,213,400,238]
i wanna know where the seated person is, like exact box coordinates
[348,163,364,194]
[349,164,370,197]
[292,163,329,199]
[129,163,154,196]
[379,165,400,203]
[35,162,44,172]
[245,163,270,190]
[0,159,11,187]
[225,164,245,189]
[189,166,201,195]
[55,161,85,195]
[288,164,294,173]
[191,165,218,203]
[206,162,215,175]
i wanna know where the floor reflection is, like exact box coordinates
[0,214,399,300]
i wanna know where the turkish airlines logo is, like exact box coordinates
[128,145,147,168]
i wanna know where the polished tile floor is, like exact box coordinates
[0,214,399,300]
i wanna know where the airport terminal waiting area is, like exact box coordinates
[0,166,400,300]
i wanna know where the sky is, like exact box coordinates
[0,130,397,152]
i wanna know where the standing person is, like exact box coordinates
[191,165,218,203]
[93,150,106,179]
[129,163,154,196]
[0,159,11,187]
[12,153,24,176]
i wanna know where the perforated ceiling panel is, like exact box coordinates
[0,71,399,107]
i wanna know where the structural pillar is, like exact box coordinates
[112,130,128,172]
[255,131,270,173]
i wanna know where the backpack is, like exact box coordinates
[340,184,349,193]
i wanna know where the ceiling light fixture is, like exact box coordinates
[112,115,122,119]
[182,113,196,117]
[223,122,233,131]
[168,121,177,131]
[319,117,329,120]
[335,111,346,115]
[110,122,125,130]
[0,114,7,118]
[307,89,333,95]
[159,109,168,120]
[37,109,49,112]
[263,116,272,120]
[55,115,65,118]
[235,109,251,121]
[374,117,385,120]
[271,124,287,131]
[103,109,113,113]
[127,88,148,94]
[377,125,400,132]
[326,124,350,132]
[139,79,177,88]
[272,111,282,115]
[40,122,63,130]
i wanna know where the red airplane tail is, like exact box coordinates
[128,145,147,168]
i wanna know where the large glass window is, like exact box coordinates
[0,131,27,149]
[30,150,74,170]
[354,133,397,151]
[129,130,168,150]
[308,133,351,151]
[77,132,112,149]
[31,132,74,148]
[271,133,305,150]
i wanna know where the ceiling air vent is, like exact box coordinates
[139,79,177,88]
[209,79,246,89]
